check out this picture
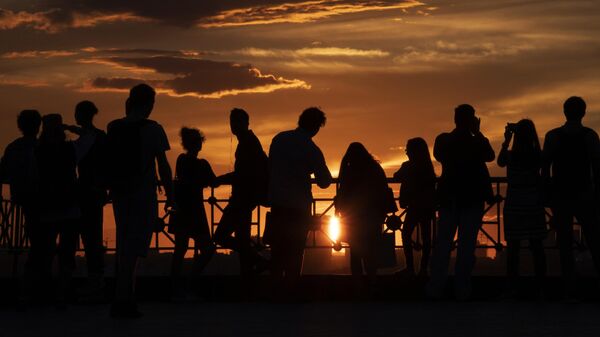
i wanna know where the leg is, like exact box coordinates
[454,203,483,300]
[402,210,417,273]
[553,206,575,286]
[529,238,547,290]
[170,234,189,279]
[80,201,105,278]
[213,204,240,251]
[419,213,433,276]
[350,249,363,276]
[574,202,600,275]
[506,239,520,290]
[426,203,459,297]
[234,207,254,276]
[57,219,79,302]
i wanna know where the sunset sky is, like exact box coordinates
[1,0,599,178]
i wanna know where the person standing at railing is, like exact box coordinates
[106,84,174,318]
[268,107,333,297]
[498,119,547,299]
[394,137,436,279]
[212,108,269,281]
[542,96,600,300]
[336,142,394,290]
[1,110,43,303]
[63,100,108,300]
[35,113,94,308]
[427,104,495,301]
[170,127,216,300]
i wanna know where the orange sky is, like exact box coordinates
[1,0,600,179]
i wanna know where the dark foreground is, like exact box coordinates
[2,276,600,337]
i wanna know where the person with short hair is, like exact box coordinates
[426,104,495,300]
[542,96,600,299]
[1,110,43,302]
[213,108,269,280]
[65,100,108,298]
[268,107,333,293]
[107,84,174,318]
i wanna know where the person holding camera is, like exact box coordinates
[498,119,547,298]
[426,104,495,301]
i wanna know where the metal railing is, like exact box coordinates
[0,177,584,258]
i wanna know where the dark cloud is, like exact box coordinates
[0,1,424,31]
[88,56,309,98]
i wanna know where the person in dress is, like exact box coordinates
[498,119,547,297]
[170,127,216,298]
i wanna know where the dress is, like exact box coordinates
[173,154,215,244]
[503,152,547,241]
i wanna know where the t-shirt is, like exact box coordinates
[268,128,332,210]
[0,137,38,206]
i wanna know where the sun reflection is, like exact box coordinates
[328,215,341,243]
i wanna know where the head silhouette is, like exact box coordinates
[230,108,249,136]
[126,84,155,119]
[563,96,586,122]
[340,142,377,177]
[75,100,98,127]
[17,109,42,138]
[512,119,541,156]
[180,127,205,154]
[454,104,476,130]
[40,114,66,143]
[298,107,326,137]
[406,137,435,176]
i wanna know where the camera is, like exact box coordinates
[506,123,518,132]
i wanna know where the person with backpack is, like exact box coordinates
[106,84,174,318]
[542,96,600,299]
[212,108,270,280]
[394,137,436,279]
[170,127,216,299]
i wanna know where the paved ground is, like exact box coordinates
[2,301,600,337]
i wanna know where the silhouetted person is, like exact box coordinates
[498,119,547,298]
[35,114,86,306]
[542,96,600,298]
[268,107,333,294]
[1,110,43,301]
[336,142,391,287]
[170,127,216,299]
[64,101,108,298]
[394,137,436,278]
[107,84,174,318]
[427,104,495,300]
[212,108,269,279]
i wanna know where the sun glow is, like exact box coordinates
[328,215,341,243]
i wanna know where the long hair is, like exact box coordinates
[338,142,380,187]
[39,114,66,144]
[406,137,435,179]
[511,119,541,166]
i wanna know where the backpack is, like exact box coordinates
[105,118,151,194]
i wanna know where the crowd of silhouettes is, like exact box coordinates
[2,83,600,318]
